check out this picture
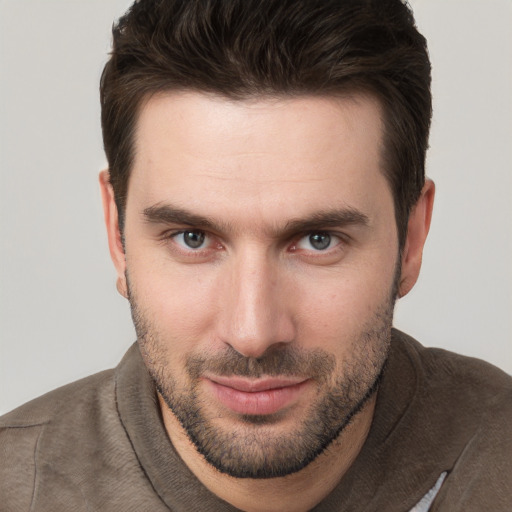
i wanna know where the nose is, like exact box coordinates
[216,249,296,358]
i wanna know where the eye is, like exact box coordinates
[295,232,339,251]
[173,230,207,250]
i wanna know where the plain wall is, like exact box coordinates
[1,0,511,415]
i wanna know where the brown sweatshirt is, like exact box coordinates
[1,330,511,511]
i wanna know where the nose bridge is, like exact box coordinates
[218,246,294,357]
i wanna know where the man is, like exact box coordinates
[1,0,510,510]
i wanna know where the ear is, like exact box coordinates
[99,170,128,299]
[398,179,435,298]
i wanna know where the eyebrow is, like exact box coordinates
[281,209,369,237]
[143,204,222,230]
[142,203,369,237]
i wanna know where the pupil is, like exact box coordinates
[309,233,331,250]
[184,231,205,249]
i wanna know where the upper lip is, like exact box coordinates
[204,375,308,392]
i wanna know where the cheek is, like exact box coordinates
[129,258,221,347]
[291,261,396,349]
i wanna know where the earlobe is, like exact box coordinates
[398,179,435,298]
[116,276,128,299]
[99,170,128,299]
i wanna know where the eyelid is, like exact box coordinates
[162,228,225,258]
[159,227,348,261]
[171,229,207,250]
[289,231,348,254]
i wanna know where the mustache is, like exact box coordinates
[186,344,336,382]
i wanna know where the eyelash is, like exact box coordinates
[290,232,344,253]
[161,229,348,260]
[164,230,221,256]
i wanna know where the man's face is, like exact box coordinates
[121,92,399,478]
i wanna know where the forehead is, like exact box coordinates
[128,92,391,227]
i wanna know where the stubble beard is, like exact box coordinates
[128,280,395,479]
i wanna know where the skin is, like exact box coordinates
[100,92,434,511]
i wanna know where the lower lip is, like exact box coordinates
[205,379,309,416]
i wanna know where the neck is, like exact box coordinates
[158,393,376,512]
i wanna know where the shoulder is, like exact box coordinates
[383,329,512,445]
[391,330,512,510]
[0,369,116,511]
[395,329,512,407]
[0,369,115,428]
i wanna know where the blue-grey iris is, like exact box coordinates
[184,231,205,248]
[309,233,331,250]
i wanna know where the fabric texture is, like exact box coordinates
[1,330,511,511]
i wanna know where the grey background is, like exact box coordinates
[1,0,511,415]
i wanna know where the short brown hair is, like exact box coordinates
[100,0,431,247]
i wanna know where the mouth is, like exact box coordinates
[203,375,310,416]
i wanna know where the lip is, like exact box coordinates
[203,375,310,416]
